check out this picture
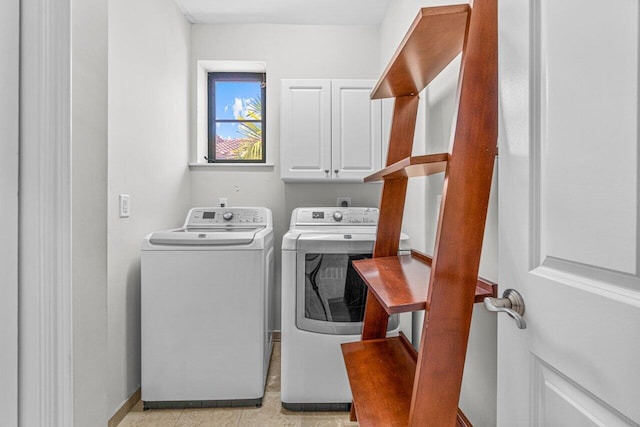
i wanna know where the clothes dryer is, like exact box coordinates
[281,207,410,410]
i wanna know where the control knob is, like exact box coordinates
[333,211,343,222]
[222,211,234,221]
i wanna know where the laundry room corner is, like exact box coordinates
[105,0,499,423]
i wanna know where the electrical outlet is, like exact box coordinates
[219,197,228,207]
[119,194,130,218]
[337,197,351,207]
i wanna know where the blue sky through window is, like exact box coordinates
[215,81,261,119]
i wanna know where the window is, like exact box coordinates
[207,72,266,163]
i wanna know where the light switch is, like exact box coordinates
[119,194,130,218]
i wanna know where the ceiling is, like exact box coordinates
[174,0,392,25]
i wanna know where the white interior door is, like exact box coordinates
[498,0,640,425]
[0,0,19,424]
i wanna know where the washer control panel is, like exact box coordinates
[185,208,269,226]
[294,207,379,225]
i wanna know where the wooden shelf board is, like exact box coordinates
[363,153,449,183]
[353,253,497,315]
[342,334,474,426]
[371,5,470,99]
[354,254,432,314]
[342,335,416,427]
[474,279,497,302]
[411,250,497,302]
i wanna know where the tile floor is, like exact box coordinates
[118,342,358,426]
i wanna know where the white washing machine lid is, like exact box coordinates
[149,226,265,246]
[144,207,273,248]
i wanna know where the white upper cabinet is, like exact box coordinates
[331,80,382,181]
[280,80,331,181]
[280,79,381,182]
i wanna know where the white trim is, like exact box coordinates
[194,60,267,163]
[0,0,19,424]
[19,0,73,425]
[189,162,274,169]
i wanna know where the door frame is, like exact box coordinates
[0,0,20,424]
[19,0,74,424]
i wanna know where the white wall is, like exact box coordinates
[108,0,192,416]
[380,1,498,426]
[71,0,107,426]
[190,24,383,329]
[72,0,109,423]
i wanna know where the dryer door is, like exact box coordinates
[295,235,398,335]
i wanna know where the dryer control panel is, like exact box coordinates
[184,208,270,227]
[293,207,379,226]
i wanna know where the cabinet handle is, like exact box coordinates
[324,169,329,176]
[334,169,339,176]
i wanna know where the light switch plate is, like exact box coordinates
[119,194,130,218]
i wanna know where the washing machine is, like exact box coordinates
[281,207,411,411]
[141,207,274,409]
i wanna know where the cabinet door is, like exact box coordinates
[331,80,381,182]
[280,79,331,181]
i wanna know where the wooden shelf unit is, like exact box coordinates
[341,0,498,425]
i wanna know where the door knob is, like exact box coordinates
[484,289,526,329]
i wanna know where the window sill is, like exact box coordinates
[189,162,275,170]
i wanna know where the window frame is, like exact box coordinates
[207,71,266,163]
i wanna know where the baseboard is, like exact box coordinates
[108,387,141,427]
